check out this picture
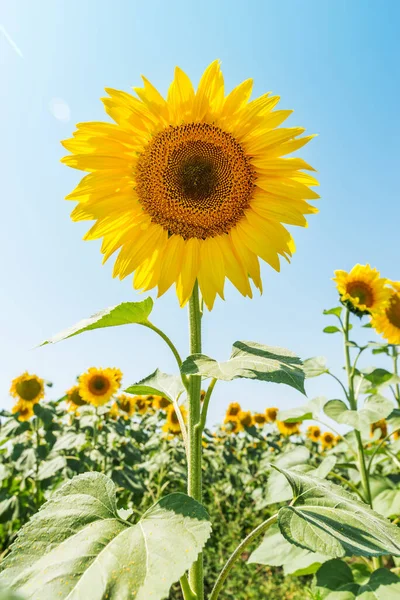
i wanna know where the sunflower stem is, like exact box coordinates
[187,281,204,599]
[392,346,400,407]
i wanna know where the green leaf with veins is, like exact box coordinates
[125,369,185,402]
[303,357,329,378]
[324,396,394,430]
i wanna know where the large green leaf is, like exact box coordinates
[181,341,305,393]
[248,524,329,576]
[259,447,310,507]
[40,299,153,345]
[0,472,211,600]
[125,369,185,402]
[315,559,400,599]
[373,489,400,519]
[275,467,400,557]
[324,396,394,430]
[278,396,327,422]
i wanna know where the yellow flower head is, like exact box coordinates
[117,394,135,417]
[66,385,88,412]
[277,420,301,436]
[320,431,337,449]
[370,419,388,440]
[162,404,187,435]
[265,407,279,422]
[307,425,321,442]
[393,430,400,441]
[254,413,267,426]
[152,395,170,411]
[12,401,34,422]
[108,402,120,420]
[112,368,123,384]
[333,264,390,316]
[371,282,400,345]
[223,417,243,435]
[225,402,242,418]
[132,395,149,415]
[62,61,318,310]
[238,410,254,428]
[78,367,120,407]
[10,372,44,407]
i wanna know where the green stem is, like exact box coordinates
[198,378,217,433]
[187,281,203,599]
[209,514,278,600]
[180,574,197,600]
[328,471,365,501]
[392,346,400,407]
[34,419,41,508]
[367,428,400,475]
[343,309,379,569]
[143,321,183,369]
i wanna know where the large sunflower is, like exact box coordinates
[62,61,318,309]
[10,372,44,407]
[333,264,390,316]
[371,282,400,345]
[79,367,120,406]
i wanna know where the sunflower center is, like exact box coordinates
[15,379,42,402]
[346,281,373,306]
[171,410,179,425]
[70,389,87,406]
[387,294,400,328]
[88,375,110,396]
[136,123,256,239]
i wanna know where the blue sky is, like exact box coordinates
[1,1,399,426]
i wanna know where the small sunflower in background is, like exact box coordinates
[265,407,278,422]
[117,394,135,417]
[238,410,254,428]
[66,386,88,412]
[162,404,187,435]
[12,402,34,422]
[370,419,388,440]
[10,372,44,407]
[79,367,121,407]
[333,264,390,317]
[276,420,301,436]
[132,396,150,415]
[371,282,400,345]
[307,425,321,442]
[62,60,318,310]
[152,395,170,411]
[320,431,337,450]
[253,413,267,427]
[223,418,243,435]
[393,430,400,441]
[225,402,241,419]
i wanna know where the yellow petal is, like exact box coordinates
[192,60,224,121]
[220,78,253,118]
[229,228,263,292]
[134,76,169,122]
[198,238,226,309]
[215,235,253,298]
[167,66,195,123]
[61,154,130,172]
[157,235,185,297]
[176,238,201,307]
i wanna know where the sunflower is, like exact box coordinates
[79,367,120,406]
[276,420,301,436]
[66,385,88,412]
[225,402,242,418]
[10,372,44,407]
[117,393,135,417]
[223,417,243,435]
[131,395,149,415]
[152,395,170,411]
[370,419,388,440]
[62,61,318,310]
[393,430,400,441]
[265,407,278,422]
[371,282,400,345]
[108,402,120,420]
[253,413,267,426]
[162,404,187,434]
[12,401,34,422]
[238,410,254,428]
[320,431,337,449]
[307,425,321,442]
[333,264,390,316]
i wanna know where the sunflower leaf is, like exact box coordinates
[40,299,153,345]
[275,466,400,557]
[324,396,394,430]
[278,396,327,422]
[181,341,305,393]
[125,369,185,402]
[303,357,329,378]
[0,472,211,600]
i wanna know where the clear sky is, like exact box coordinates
[1,0,399,426]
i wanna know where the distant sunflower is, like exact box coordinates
[370,419,388,440]
[307,425,321,442]
[265,407,278,422]
[66,385,88,412]
[254,413,267,426]
[132,396,149,415]
[238,410,254,428]
[320,431,336,449]
[10,372,44,407]
[371,282,400,345]
[393,430,400,441]
[153,395,170,411]
[162,404,187,435]
[277,420,301,436]
[223,417,243,435]
[117,393,135,417]
[109,402,120,420]
[79,367,120,406]
[12,401,34,422]
[62,61,318,310]
[225,402,242,418]
[333,264,390,316]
